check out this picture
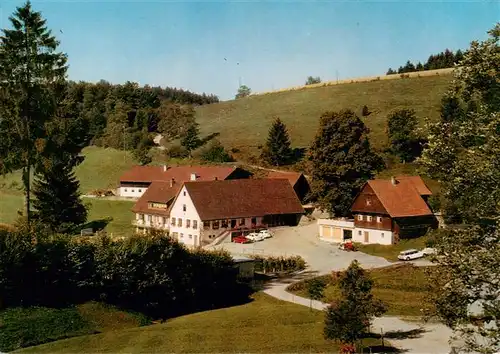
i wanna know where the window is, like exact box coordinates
[183,191,186,196]
[358,230,362,236]
[180,233,184,238]
[213,220,220,229]
[189,234,193,239]
[203,221,210,230]
[183,204,186,212]
[147,215,152,222]
[377,216,382,223]
[138,189,142,193]
[239,218,245,226]
[178,218,182,227]
[367,216,372,222]
[138,214,144,220]
[163,217,167,225]
[357,215,363,221]
[251,217,257,225]
[131,189,135,193]
[381,233,385,238]
[193,220,198,229]
[124,188,128,192]
[171,217,176,225]
[186,219,191,228]
[222,220,228,228]
[366,199,372,206]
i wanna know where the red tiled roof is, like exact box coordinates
[131,181,179,216]
[362,177,433,218]
[267,171,304,186]
[183,179,305,221]
[395,175,432,196]
[120,165,238,184]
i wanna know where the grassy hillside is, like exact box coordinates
[196,73,453,155]
[1,302,149,352]
[18,293,384,353]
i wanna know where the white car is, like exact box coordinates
[245,232,265,242]
[258,230,273,239]
[397,249,424,261]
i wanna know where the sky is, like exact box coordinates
[1,1,498,100]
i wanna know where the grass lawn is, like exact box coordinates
[17,293,386,353]
[355,235,430,262]
[0,302,150,352]
[0,193,135,237]
[196,74,452,155]
[288,264,435,317]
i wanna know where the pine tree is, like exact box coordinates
[235,85,251,99]
[308,109,384,216]
[0,1,68,225]
[32,160,87,234]
[261,117,293,166]
[181,123,200,157]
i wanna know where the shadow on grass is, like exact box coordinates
[364,327,427,340]
[361,345,407,353]
[76,217,113,234]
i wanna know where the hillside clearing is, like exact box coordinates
[17,293,386,353]
[196,74,452,156]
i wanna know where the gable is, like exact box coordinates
[352,184,389,215]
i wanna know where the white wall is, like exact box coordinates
[353,227,393,245]
[169,186,202,247]
[119,186,147,198]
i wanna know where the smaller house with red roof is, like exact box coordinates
[119,165,251,198]
[267,171,311,204]
[318,176,437,245]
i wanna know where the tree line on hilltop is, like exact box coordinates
[386,48,465,75]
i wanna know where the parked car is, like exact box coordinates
[397,249,424,261]
[258,230,273,239]
[233,236,251,244]
[421,247,437,256]
[245,232,265,242]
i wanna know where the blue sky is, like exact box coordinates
[1,1,498,100]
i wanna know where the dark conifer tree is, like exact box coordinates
[181,123,201,157]
[261,117,293,166]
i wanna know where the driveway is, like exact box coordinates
[207,223,392,273]
[208,222,460,353]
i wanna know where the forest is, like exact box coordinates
[387,48,465,74]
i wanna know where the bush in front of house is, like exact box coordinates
[251,255,306,274]
[0,229,250,319]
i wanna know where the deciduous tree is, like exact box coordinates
[235,85,251,99]
[386,108,424,162]
[261,117,293,166]
[420,23,500,352]
[0,1,68,225]
[308,109,384,216]
[305,76,321,85]
[181,123,201,157]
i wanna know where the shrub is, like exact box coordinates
[199,140,234,163]
[230,147,240,153]
[361,105,369,117]
[251,255,306,274]
[167,144,188,158]
[0,230,248,319]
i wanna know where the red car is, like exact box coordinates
[233,236,251,244]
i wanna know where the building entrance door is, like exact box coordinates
[364,231,369,243]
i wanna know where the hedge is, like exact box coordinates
[250,255,306,274]
[0,229,251,318]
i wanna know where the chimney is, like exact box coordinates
[190,173,197,181]
[170,178,174,188]
[163,165,167,172]
[391,176,398,186]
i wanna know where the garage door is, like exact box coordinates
[321,226,333,239]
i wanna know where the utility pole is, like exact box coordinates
[336,70,339,84]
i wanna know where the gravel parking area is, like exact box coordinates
[207,223,391,273]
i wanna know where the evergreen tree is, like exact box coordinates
[32,160,87,234]
[387,108,423,162]
[235,85,251,99]
[132,130,153,165]
[308,109,384,216]
[0,1,68,225]
[324,261,386,351]
[386,68,396,75]
[361,105,370,117]
[181,123,201,157]
[261,117,293,166]
[305,76,321,85]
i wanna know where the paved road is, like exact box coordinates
[263,274,457,354]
